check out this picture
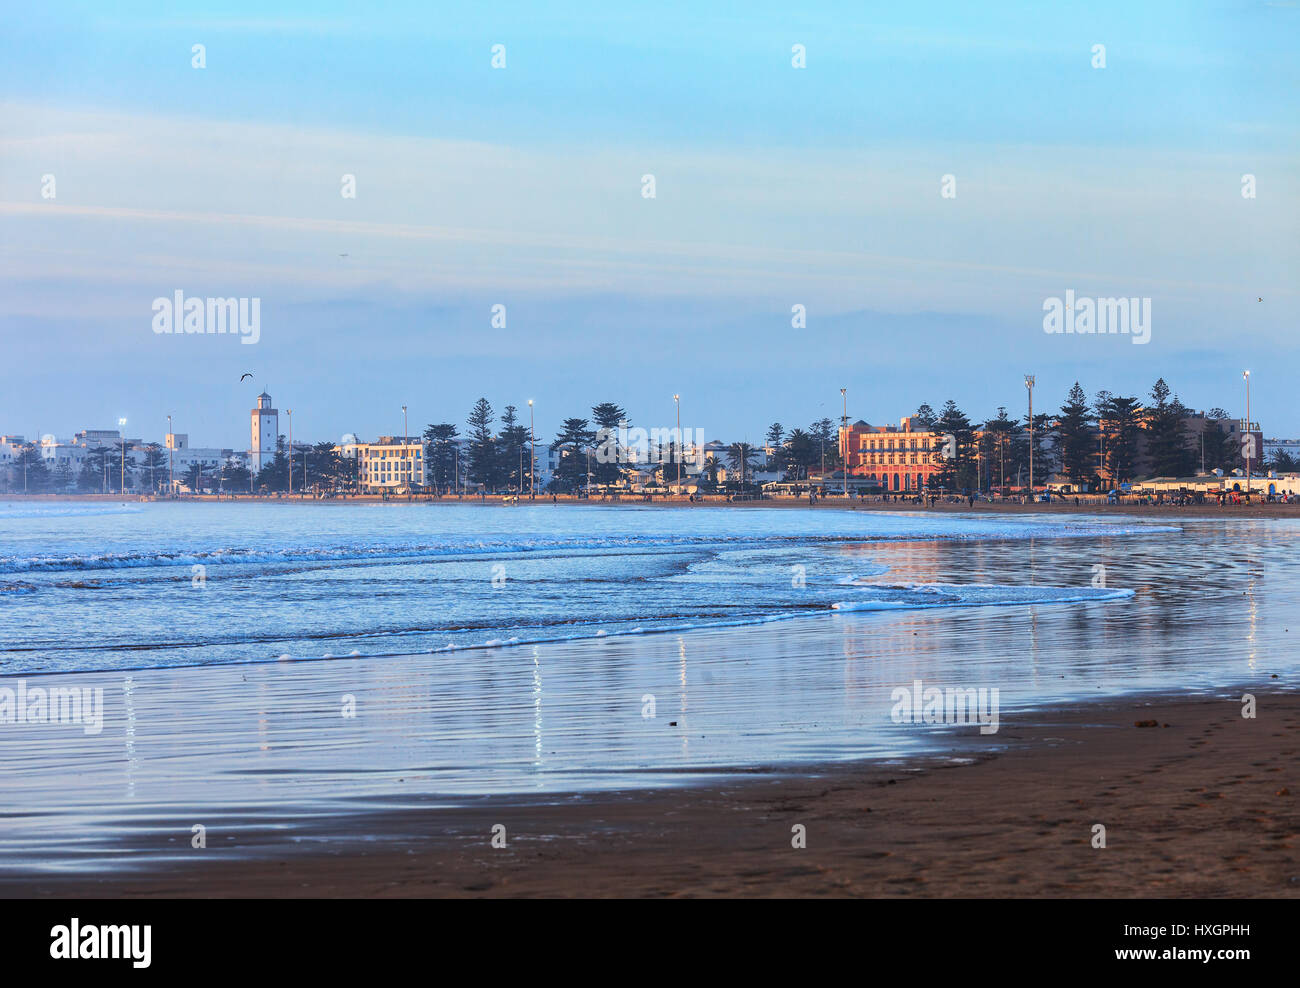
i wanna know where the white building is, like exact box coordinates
[356,436,425,492]
[164,434,247,489]
[0,435,27,486]
[250,392,279,473]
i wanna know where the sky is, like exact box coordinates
[1,1,1297,448]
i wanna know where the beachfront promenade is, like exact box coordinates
[5,490,1300,518]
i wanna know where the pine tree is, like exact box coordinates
[142,443,168,493]
[110,440,134,493]
[1144,379,1194,477]
[550,418,596,493]
[931,400,977,491]
[77,449,104,492]
[256,435,290,491]
[422,424,459,493]
[466,398,500,490]
[809,418,840,471]
[765,422,785,476]
[1096,393,1142,484]
[1024,412,1057,480]
[590,402,629,487]
[14,443,49,493]
[1057,382,1095,484]
[53,459,74,492]
[979,407,1027,490]
[498,405,534,492]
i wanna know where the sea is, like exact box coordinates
[0,500,1295,871]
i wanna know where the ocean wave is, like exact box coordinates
[0,520,1176,576]
[832,584,1135,610]
[0,503,142,520]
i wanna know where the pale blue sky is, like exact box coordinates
[2,1,1297,445]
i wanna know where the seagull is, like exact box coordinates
[240,373,253,382]
[1258,297,1263,302]
[339,253,349,258]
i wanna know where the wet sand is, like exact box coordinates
[7,491,1299,520]
[7,690,1296,898]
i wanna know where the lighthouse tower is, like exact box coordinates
[250,392,278,472]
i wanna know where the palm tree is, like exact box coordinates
[727,442,757,489]
[702,455,723,487]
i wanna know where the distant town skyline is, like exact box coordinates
[2,2,1297,439]
[3,373,1289,454]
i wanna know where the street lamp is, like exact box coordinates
[1243,370,1251,495]
[673,394,681,492]
[1025,375,1035,497]
[286,409,293,494]
[528,399,535,499]
[118,417,127,494]
[402,404,409,492]
[167,414,174,496]
[840,388,848,497]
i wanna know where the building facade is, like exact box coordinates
[839,417,947,492]
[356,436,425,492]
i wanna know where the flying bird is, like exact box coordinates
[240,373,253,382]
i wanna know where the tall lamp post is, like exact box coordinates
[840,387,848,497]
[402,404,409,492]
[1025,375,1035,498]
[167,414,174,496]
[118,417,127,494]
[528,399,535,499]
[1243,370,1251,496]
[286,409,293,494]
[673,394,681,491]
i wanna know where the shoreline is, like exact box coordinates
[5,688,1296,898]
[5,492,1300,520]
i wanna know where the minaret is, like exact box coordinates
[250,392,278,472]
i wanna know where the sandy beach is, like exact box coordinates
[6,491,1300,521]
[2,500,1296,899]
[5,689,1296,898]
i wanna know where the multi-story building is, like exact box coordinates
[356,436,425,492]
[73,429,122,447]
[0,435,27,487]
[41,435,93,478]
[840,417,947,492]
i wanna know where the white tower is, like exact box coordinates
[250,392,278,472]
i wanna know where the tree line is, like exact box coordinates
[3,378,1281,495]
[905,378,1264,492]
